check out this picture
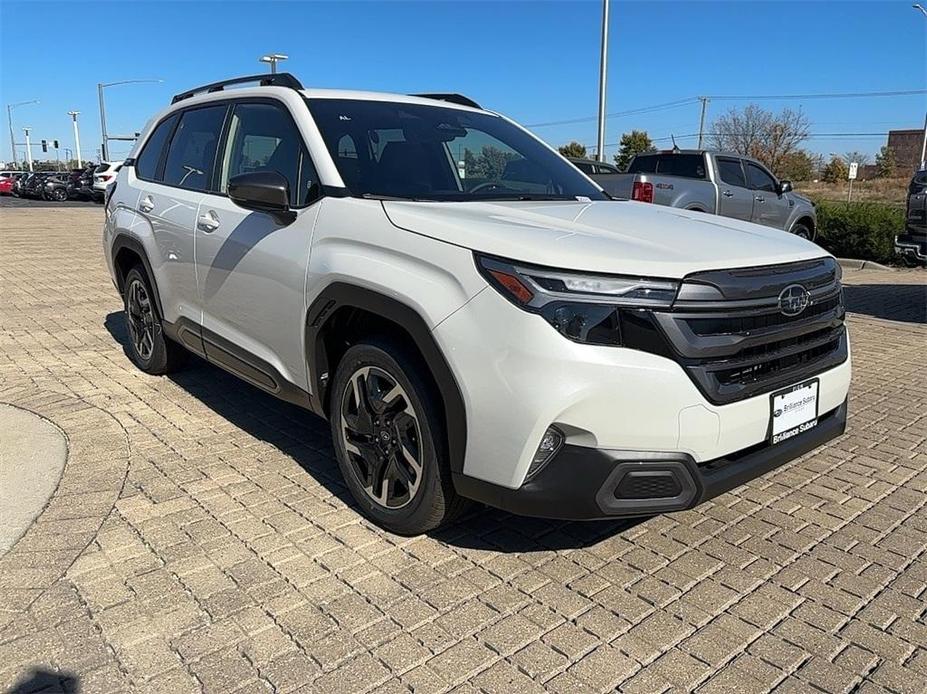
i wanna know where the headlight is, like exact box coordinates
[475,254,679,345]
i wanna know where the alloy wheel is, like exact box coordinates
[126,278,155,362]
[340,366,424,509]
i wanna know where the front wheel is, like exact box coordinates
[52,188,67,201]
[330,339,466,535]
[791,223,812,240]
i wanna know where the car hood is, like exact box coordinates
[382,199,828,278]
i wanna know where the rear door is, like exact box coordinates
[745,161,790,229]
[715,156,754,222]
[132,104,228,330]
[193,99,323,391]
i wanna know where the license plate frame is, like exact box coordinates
[768,378,820,445]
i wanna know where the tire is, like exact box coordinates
[330,338,467,535]
[122,266,187,375]
[791,223,812,240]
[52,188,67,202]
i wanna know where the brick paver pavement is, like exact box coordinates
[1,207,925,694]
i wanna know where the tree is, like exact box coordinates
[821,155,848,183]
[875,146,897,178]
[777,150,817,182]
[558,141,587,158]
[613,130,655,171]
[710,104,810,175]
[844,151,870,167]
[463,145,519,180]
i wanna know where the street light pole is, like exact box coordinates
[6,99,39,170]
[98,79,162,161]
[259,53,289,73]
[595,0,609,162]
[23,127,33,172]
[68,111,83,168]
[913,4,927,18]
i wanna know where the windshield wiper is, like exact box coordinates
[360,193,429,202]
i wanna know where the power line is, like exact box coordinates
[529,88,926,130]
[525,98,698,128]
[583,131,893,150]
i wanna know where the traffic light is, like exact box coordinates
[53,140,59,149]
[41,140,48,153]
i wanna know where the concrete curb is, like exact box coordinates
[837,258,894,272]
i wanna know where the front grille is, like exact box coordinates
[638,257,848,405]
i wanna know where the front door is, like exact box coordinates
[194,100,322,391]
[746,161,790,229]
[715,156,754,222]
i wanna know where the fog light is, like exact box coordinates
[525,426,564,481]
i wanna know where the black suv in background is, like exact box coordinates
[896,170,927,267]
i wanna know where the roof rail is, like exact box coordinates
[411,93,482,109]
[171,73,304,104]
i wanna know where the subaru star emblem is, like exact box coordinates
[778,284,811,317]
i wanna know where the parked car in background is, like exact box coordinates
[10,172,28,196]
[41,174,73,201]
[568,157,622,177]
[895,169,926,266]
[0,173,16,195]
[104,72,850,534]
[21,173,53,199]
[584,149,817,239]
[92,162,121,201]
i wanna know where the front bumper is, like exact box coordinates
[455,398,847,520]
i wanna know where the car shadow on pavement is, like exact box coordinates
[843,283,926,324]
[8,667,79,693]
[105,312,645,551]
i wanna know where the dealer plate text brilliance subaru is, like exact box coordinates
[104,73,851,534]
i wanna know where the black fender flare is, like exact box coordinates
[306,283,468,475]
[111,234,165,319]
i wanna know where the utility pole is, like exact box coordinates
[697,97,710,149]
[98,84,109,161]
[23,127,33,171]
[920,110,926,171]
[68,111,82,168]
[595,0,609,162]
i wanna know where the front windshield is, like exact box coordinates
[306,98,607,202]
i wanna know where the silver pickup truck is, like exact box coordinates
[576,150,817,239]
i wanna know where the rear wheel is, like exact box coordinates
[123,266,187,374]
[330,339,466,534]
[52,188,67,201]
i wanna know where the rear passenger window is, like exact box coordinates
[717,158,746,187]
[136,114,178,181]
[628,155,656,174]
[162,105,227,191]
[217,101,316,207]
[655,154,706,179]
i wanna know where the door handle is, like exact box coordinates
[722,190,734,198]
[755,195,765,203]
[197,210,220,232]
[139,195,154,213]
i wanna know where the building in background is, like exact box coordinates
[886,129,924,173]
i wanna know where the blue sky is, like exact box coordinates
[1,0,925,164]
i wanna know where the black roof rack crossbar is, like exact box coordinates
[171,73,304,104]
[412,93,481,109]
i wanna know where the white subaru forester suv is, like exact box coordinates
[104,73,851,535]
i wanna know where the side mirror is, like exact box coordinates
[228,171,293,221]
[778,179,793,195]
